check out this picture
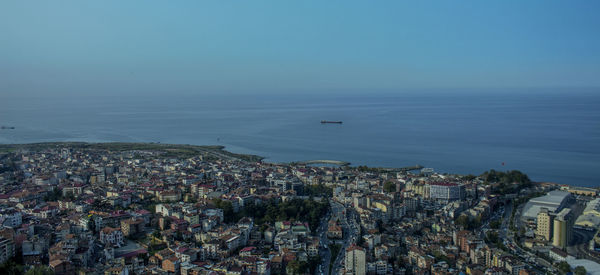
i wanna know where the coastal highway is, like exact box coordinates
[504,201,554,273]
[479,201,550,273]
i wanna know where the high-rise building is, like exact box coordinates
[536,208,553,241]
[429,182,465,201]
[0,237,14,265]
[553,208,573,249]
[345,245,366,275]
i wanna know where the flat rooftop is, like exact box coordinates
[555,208,572,221]
[521,190,571,220]
[583,198,600,215]
[529,190,571,206]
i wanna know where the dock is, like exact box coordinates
[380,165,424,172]
[295,160,351,166]
[292,161,423,172]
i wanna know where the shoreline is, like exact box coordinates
[0,141,596,189]
[0,141,265,163]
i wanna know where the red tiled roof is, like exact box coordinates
[240,246,256,252]
[119,248,147,259]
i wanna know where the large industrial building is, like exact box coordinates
[521,190,572,222]
[575,198,600,230]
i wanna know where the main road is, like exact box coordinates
[316,203,332,275]
[329,200,360,275]
[503,201,553,273]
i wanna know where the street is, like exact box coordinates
[322,200,360,275]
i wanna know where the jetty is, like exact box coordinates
[379,165,424,172]
[295,160,351,166]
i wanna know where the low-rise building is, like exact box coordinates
[100,227,123,247]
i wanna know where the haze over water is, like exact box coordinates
[1,90,599,187]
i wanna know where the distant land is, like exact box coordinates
[0,142,590,190]
[0,142,264,163]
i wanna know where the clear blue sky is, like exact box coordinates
[1,1,599,96]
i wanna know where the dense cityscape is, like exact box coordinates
[0,142,599,275]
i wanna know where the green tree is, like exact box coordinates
[455,215,469,228]
[25,266,55,275]
[455,215,482,230]
[490,219,501,229]
[432,250,451,264]
[151,230,162,246]
[329,243,342,274]
[463,174,476,181]
[287,260,307,275]
[356,234,364,246]
[152,230,161,239]
[574,266,586,275]
[0,259,24,275]
[212,199,235,223]
[227,198,328,232]
[145,202,157,213]
[302,184,333,197]
[44,188,62,202]
[307,256,321,274]
[383,181,396,193]
[481,169,532,195]
[485,231,499,244]
[88,216,96,234]
[557,261,571,274]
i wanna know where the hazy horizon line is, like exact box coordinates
[4,86,600,99]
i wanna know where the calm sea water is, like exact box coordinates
[1,91,599,187]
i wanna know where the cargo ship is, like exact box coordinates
[321,120,342,124]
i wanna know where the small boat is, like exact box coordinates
[0,126,15,129]
[321,120,342,124]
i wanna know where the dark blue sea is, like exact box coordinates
[1,90,599,187]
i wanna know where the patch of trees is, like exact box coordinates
[212,199,236,223]
[301,184,333,197]
[0,258,53,275]
[484,231,507,251]
[24,266,55,275]
[462,174,477,181]
[213,198,329,232]
[490,219,502,229]
[432,250,452,265]
[329,243,342,274]
[383,181,396,193]
[557,261,571,274]
[0,258,23,275]
[481,169,532,195]
[455,215,482,230]
[556,261,586,275]
[574,266,587,275]
[43,188,63,201]
[286,256,321,275]
[356,165,380,173]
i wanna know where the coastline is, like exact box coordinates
[1,141,595,190]
[0,142,264,163]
